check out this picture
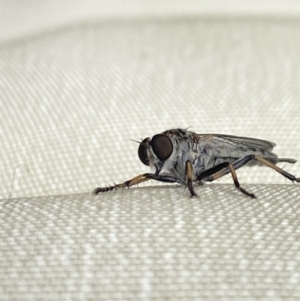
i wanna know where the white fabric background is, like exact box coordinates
[1,1,300,300]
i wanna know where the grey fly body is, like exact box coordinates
[92,128,299,198]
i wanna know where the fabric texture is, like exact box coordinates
[1,2,300,300]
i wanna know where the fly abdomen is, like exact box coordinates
[277,158,297,164]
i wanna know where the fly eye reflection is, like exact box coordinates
[151,134,173,161]
[138,137,150,166]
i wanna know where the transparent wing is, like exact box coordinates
[195,134,276,151]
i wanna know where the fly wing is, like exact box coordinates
[191,133,278,166]
[204,134,297,163]
[195,133,276,151]
[217,134,276,150]
[191,132,296,165]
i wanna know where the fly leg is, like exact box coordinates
[198,154,300,198]
[198,156,254,179]
[92,173,179,195]
[92,174,149,194]
[198,155,256,198]
[185,160,197,197]
[201,155,300,184]
[254,156,300,183]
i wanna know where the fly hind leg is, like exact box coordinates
[254,156,300,183]
[197,154,300,198]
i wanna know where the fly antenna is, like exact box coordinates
[129,139,141,144]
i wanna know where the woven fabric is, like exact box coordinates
[1,12,300,301]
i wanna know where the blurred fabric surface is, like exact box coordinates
[1,1,300,300]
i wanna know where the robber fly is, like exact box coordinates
[92,128,300,198]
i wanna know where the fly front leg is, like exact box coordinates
[185,160,197,197]
[92,173,179,195]
[92,174,150,194]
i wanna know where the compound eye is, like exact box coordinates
[138,137,150,166]
[150,134,173,161]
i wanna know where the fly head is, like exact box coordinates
[138,134,173,167]
[138,137,150,166]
